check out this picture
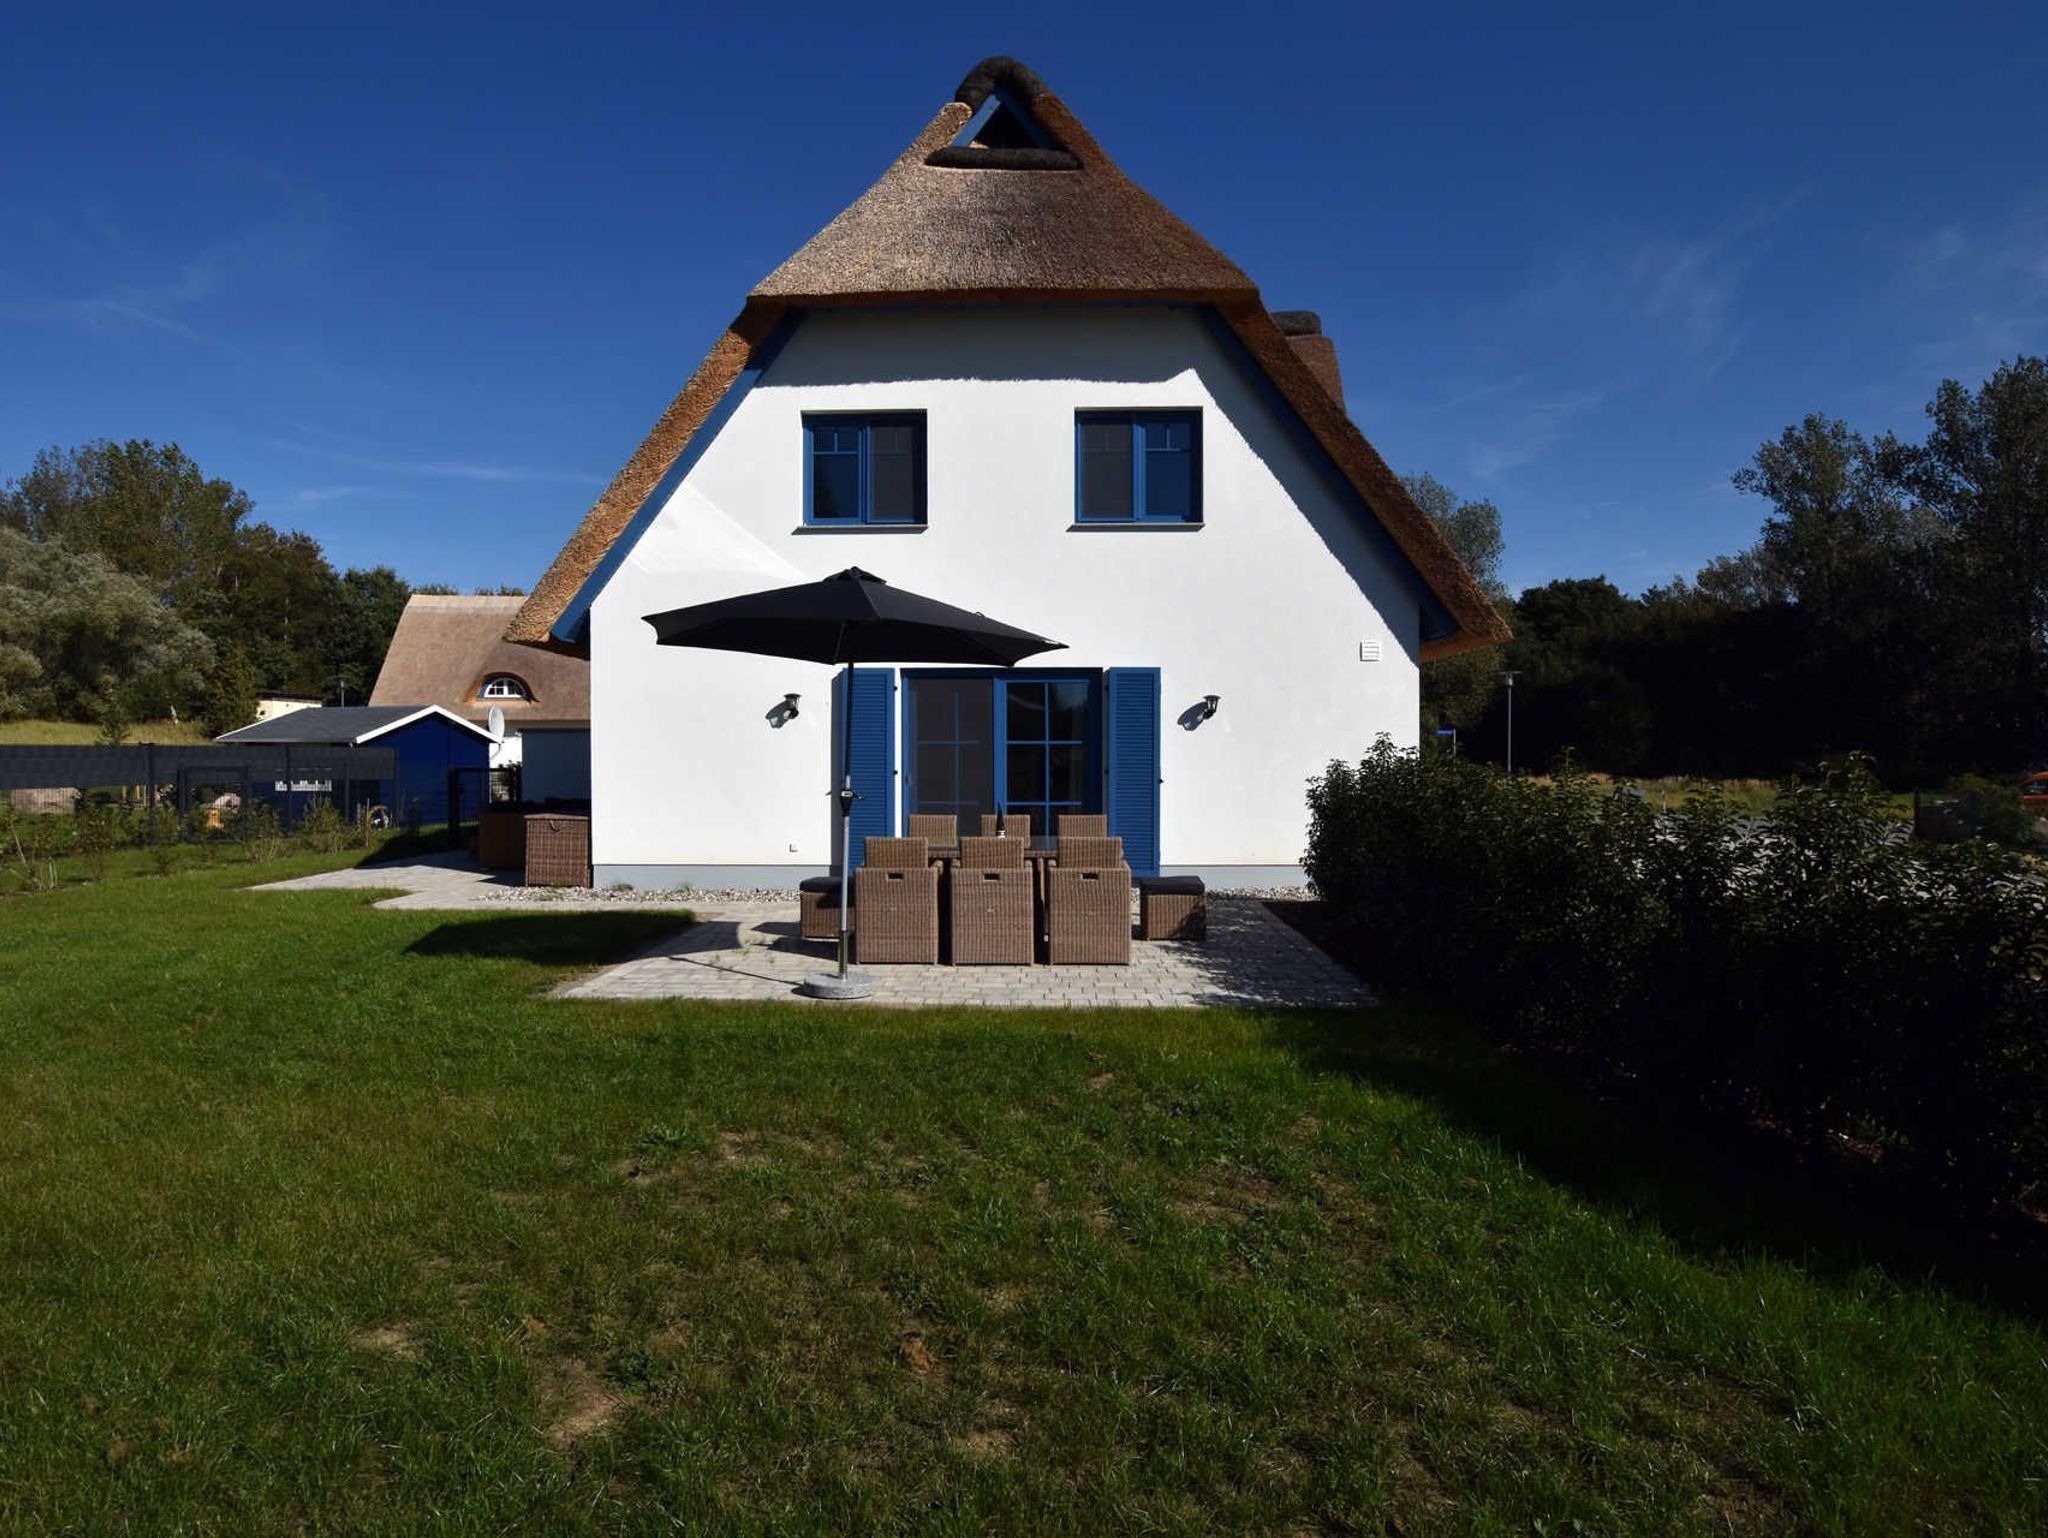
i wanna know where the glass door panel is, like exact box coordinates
[997,678,1093,834]
[905,676,993,838]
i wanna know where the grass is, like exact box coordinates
[0,717,211,745]
[1538,773,1919,818]
[1,860,2044,1533]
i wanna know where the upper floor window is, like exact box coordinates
[804,412,926,526]
[1075,410,1201,524]
[479,674,530,700]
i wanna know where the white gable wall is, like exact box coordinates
[587,305,1422,886]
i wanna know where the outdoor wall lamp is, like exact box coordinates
[1200,694,1221,722]
[768,693,801,728]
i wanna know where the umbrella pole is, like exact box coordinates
[837,659,853,979]
[800,656,874,1000]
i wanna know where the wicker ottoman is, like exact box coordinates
[1137,875,1206,941]
[799,876,853,940]
[524,812,591,887]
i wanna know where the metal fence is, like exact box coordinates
[0,743,398,827]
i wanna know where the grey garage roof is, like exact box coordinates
[215,705,493,746]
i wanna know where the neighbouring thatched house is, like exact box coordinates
[503,57,1506,889]
[371,594,589,801]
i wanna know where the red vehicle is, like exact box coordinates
[2022,772,2048,810]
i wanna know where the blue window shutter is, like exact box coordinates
[834,668,896,868]
[1104,667,1161,877]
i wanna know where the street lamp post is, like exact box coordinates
[1503,670,1520,775]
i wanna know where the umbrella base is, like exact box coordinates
[798,971,877,1001]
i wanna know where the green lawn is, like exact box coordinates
[2,858,2044,1534]
[0,717,211,745]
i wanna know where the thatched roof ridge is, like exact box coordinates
[376,594,589,722]
[506,60,1508,659]
[752,97,1254,303]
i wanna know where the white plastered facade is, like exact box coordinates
[585,305,1424,888]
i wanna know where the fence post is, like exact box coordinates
[144,743,156,811]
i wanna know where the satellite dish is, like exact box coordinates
[487,705,506,739]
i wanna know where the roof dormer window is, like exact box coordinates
[479,674,531,701]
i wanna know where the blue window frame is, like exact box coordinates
[803,413,926,526]
[1075,410,1201,523]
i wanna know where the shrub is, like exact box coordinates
[73,801,117,883]
[1305,740,2048,1209]
[7,813,71,893]
[143,805,180,876]
[1941,773,2037,848]
[298,799,347,854]
[183,804,221,864]
[235,800,288,864]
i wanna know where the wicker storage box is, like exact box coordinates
[524,812,591,887]
[1137,875,1207,941]
[476,807,528,870]
[799,876,853,940]
[854,864,940,963]
[1046,864,1132,964]
[949,865,1035,964]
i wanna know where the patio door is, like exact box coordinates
[903,673,1098,839]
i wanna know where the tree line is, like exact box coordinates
[0,440,520,737]
[1421,356,2048,784]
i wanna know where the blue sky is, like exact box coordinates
[3,2,2043,597]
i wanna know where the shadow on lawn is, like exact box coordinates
[1268,1004,2048,1323]
[405,913,686,968]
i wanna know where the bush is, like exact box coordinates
[1940,773,2037,848]
[72,801,117,883]
[183,804,220,864]
[1305,740,2048,1209]
[235,800,287,864]
[6,812,71,893]
[298,799,347,855]
[143,805,180,876]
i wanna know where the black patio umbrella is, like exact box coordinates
[644,567,1064,998]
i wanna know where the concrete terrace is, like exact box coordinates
[256,856,1374,1010]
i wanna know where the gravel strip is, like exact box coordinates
[479,883,1316,906]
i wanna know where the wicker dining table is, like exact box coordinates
[921,834,1060,870]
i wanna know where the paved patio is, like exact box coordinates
[555,899,1372,1009]
[254,852,702,912]
[256,856,1374,1010]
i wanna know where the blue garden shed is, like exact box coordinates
[216,706,491,825]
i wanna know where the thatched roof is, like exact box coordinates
[373,595,588,725]
[508,58,1509,661]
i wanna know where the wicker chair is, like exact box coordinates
[977,812,1032,843]
[1054,834,1124,870]
[854,837,939,963]
[1046,845,1132,965]
[1056,814,1108,839]
[906,814,957,850]
[947,836,1034,964]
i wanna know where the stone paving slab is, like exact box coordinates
[251,853,700,912]
[555,899,1374,1010]
[255,856,1374,1009]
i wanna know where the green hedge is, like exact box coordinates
[1305,742,2048,1209]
